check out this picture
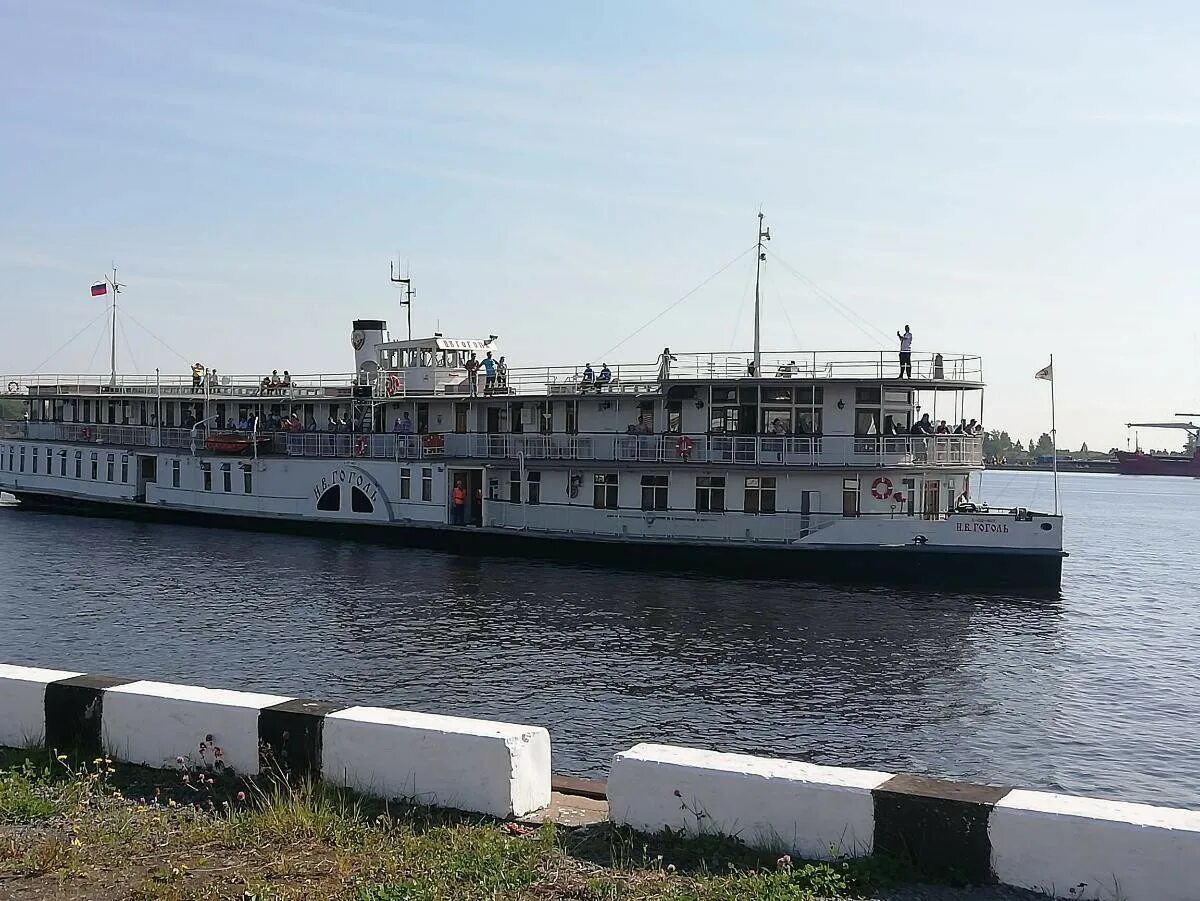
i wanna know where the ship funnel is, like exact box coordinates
[351,319,388,378]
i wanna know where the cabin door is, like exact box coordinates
[923,479,941,520]
[135,455,157,502]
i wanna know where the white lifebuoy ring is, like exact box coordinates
[354,436,369,457]
[385,374,402,397]
[871,476,893,501]
[676,435,694,459]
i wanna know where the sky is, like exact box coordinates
[3,0,1199,451]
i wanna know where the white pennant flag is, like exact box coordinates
[1034,362,1053,382]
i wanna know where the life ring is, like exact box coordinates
[354,435,369,457]
[385,374,402,397]
[871,476,893,500]
[675,435,694,459]
[5,381,19,394]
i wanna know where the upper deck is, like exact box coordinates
[5,349,983,401]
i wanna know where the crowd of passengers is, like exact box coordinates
[189,363,294,395]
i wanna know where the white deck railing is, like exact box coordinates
[3,421,982,468]
[2,350,983,402]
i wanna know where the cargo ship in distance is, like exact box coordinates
[1116,419,1200,477]
[0,222,1066,591]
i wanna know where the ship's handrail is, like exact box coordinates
[2,421,982,468]
[1,350,982,399]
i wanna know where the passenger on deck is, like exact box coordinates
[281,370,291,387]
[580,364,595,393]
[328,415,339,432]
[451,480,466,525]
[897,325,913,378]
[657,348,677,382]
[769,418,787,436]
[497,356,509,392]
[882,416,899,437]
[482,352,497,396]
[464,353,481,397]
[261,376,271,392]
[208,368,219,391]
[395,412,414,434]
[596,364,612,388]
[911,414,934,435]
[305,416,318,432]
[936,420,949,434]
[967,418,982,435]
[270,370,280,389]
[776,360,796,377]
[953,419,967,434]
[191,362,204,390]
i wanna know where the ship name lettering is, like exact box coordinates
[955,522,1009,534]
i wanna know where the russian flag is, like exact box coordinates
[91,282,107,297]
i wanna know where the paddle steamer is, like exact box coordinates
[0,229,1065,589]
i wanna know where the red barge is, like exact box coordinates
[1117,421,1200,477]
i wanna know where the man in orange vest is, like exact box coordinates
[451,479,466,524]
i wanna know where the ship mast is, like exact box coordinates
[752,212,770,376]
[107,265,122,387]
[389,259,414,340]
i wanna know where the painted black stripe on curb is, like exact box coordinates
[258,699,349,780]
[872,775,1011,883]
[44,674,137,759]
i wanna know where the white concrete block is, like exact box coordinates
[321,706,551,818]
[102,680,290,774]
[0,664,82,747]
[608,743,893,858]
[991,789,1200,901]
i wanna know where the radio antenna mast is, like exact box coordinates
[107,264,122,387]
[389,258,414,340]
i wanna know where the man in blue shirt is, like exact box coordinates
[482,351,498,396]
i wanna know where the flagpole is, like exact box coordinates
[1050,353,1058,515]
[107,265,120,388]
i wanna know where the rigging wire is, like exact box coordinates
[594,244,757,361]
[27,306,114,375]
[762,266,803,350]
[116,317,140,374]
[728,257,756,351]
[85,308,113,372]
[121,309,193,367]
[770,251,893,347]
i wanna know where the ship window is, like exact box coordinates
[400,467,411,500]
[640,474,668,511]
[710,406,738,433]
[763,387,792,404]
[711,387,737,404]
[172,459,180,488]
[565,401,578,435]
[421,467,432,502]
[593,473,618,509]
[90,453,98,480]
[31,448,38,474]
[527,471,541,505]
[351,486,374,513]
[884,389,912,404]
[6,447,11,471]
[508,470,521,503]
[695,476,726,513]
[201,462,211,491]
[121,455,129,484]
[855,408,881,436]
[19,447,25,473]
[74,451,81,478]
[745,476,777,514]
[243,465,252,494]
[856,387,881,404]
[59,451,66,477]
[106,454,114,481]
[316,484,340,511]
[221,462,232,493]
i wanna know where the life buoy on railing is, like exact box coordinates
[385,374,402,397]
[422,433,445,456]
[354,435,369,457]
[675,435,694,460]
[871,476,893,500]
[5,381,20,395]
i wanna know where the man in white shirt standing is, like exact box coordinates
[897,325,913,378]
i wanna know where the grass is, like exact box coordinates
[0,746,925,901]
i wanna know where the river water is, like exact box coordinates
[0,470,1197,809]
